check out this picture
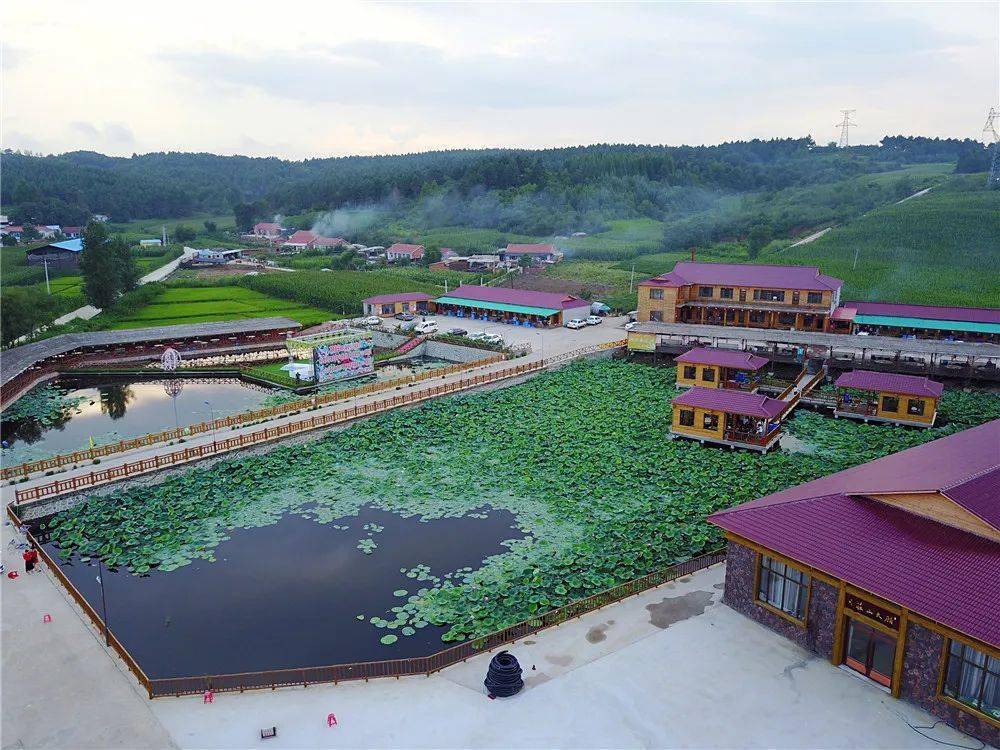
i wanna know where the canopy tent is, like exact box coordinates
[434,296,560,318]
[855,314,1000,335]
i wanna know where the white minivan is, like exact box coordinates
[565,318,587,329]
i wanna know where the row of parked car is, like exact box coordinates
[565,315,604,329]
[354,315,506,346]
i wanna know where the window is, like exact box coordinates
[702,367,715,382]
[943,641,999,720]
[881,395,900,412]
[907,399,925,415]
[753,289,786,302]
[757,555,810,620]
[749,311,766,324]
[792,291,800,305]
[739,290,747,302]
[807,292,823,304]
[678,409,695,427]
[698,286,714,298]
[720,287,734,299]
[649,288,664,300]
[649,310,664,322]
[683,365,697,379]
[702,413,719,430]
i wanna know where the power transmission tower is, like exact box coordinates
[835,110,856,148]
[983,107,1000,188]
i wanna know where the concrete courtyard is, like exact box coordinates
[2,523,984,750]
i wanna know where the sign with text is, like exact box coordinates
[844,593,900,630]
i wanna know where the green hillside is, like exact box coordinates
[774,175,1000,307]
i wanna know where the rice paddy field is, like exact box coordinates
[104,286,333,329]
[38,359,1000,676]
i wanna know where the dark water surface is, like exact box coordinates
[42,505,521,678]
[1,377,275,464]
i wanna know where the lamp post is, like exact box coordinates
[96,559,110,646]
[204,400,216,446]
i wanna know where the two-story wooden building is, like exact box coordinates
[674,348,769,391]
[709,420,999,747]
[834,370,943,427]
[637,261,843,331]
[671,387,787,452]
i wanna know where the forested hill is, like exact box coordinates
[3,136,991,233]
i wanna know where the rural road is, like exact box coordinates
[50,247,197,327]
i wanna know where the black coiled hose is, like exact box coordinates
[484,650,524,697]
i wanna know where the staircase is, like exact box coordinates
[776,362,827,417]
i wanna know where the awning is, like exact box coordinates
[435,296,560,317]
[855,315,1000,335]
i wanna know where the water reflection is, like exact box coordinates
[98,384,135,420]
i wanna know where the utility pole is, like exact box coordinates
[835,110,857,148]
[629,263,636,293]
[43,255,51,294]
[982,107,1000,188]
[162,225,167,246]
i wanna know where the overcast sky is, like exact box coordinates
[4,1,997,159]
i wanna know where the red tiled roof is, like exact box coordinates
[675,348,769,371]
[363,292,434,305]
[285,230,316,244]
[442,285,587,311]
[846,301,1000,326]
[942,468,1000,530]
[639,261,842,292]
[834,370,943,398]
[673,387,786,419]
[254,222,281,232]
[313,236,346,247]
[712,492,1000,648]
[505,243,557,255]
[830,307,857,321]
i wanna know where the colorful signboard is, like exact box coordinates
[312,337,374,384]
[628,332,656,352]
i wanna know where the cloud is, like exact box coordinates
[164,41,626,109]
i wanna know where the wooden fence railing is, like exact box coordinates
[11,339,626,505]
[145,547,724,697]
[2,354,505,481]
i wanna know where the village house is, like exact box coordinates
[709,419,999,747]
[674,348,770,391]
[385,243,425,263]
[637,261,843,331]
[834,370,943,427]
[281,230,347,252]
[501,243,562,265]
[362,292,434,317]
[252,222,283,238]
[25,238,84,269]
[670,387,787,452]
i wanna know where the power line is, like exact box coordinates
[982,107,1000,188]
[835,109,857,148]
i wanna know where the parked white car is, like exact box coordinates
[565,318,587,329]
[468,331,488,342]
[624,321,639,331]
[586,315,602,326]
[414,320,439,334]
[362,316,382,326]
[482,333,504,346]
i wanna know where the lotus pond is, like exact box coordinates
[37,359,1000,673]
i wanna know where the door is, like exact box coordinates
[844,619,896,688]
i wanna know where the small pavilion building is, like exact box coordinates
[362,292,433,317]
[675,348,769,391]
[709,419,999,746]
[834,370,943,427]
[671,387,787,452]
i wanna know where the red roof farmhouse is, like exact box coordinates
[385,243,425,262]
[501,243,562,264]
[709,419,1000,745]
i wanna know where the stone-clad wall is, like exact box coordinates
[722,540,837,658]
[723,540,999,747]
[899,622,999,747]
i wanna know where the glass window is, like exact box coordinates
[699,286,714,298]
[683,365,697,379]
[882,396,900,412]
[753,289,786,302]
[807,292,823,304]
[678,409,695,427]
[943,641,1000,719]
[649,288,664,300]
[702,367,715,382]
[907,399,925,415]
[757,555,810,620]
[703,413,719,430]
[749,311,766,324]
[649,310,664,322]
[720,287,734,299]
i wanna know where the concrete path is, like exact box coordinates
[896,187,933,204]
[1,318,629,501]
[1,520,177,750]
[788,227,832,248]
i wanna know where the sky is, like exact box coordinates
[3,1,998,160]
